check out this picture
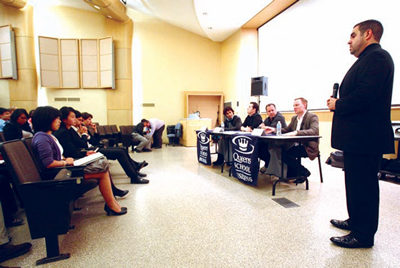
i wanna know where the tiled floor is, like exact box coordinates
[4,146,400,267]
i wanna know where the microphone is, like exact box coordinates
[332,83,339,98]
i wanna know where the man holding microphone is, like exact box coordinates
[327,19,394,248]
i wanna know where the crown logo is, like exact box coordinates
[238,138,248,151]
[200,133,206,142]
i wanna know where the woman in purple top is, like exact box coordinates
[32,106,127,216]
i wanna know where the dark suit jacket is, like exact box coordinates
[53,124,86,159]
[332,43,394,155]
[264,112,287,128]
[223,115,242,131]
[282,111,319,160]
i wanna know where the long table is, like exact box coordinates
[202,131,321,195]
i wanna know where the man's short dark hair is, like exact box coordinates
[355,19,383,42]
[32,106,61,132]
[81,112,93,120]
[141,119,149,124]
[0,108,9,115]
[223,106,234,116]
[74,110,82,118]
[250,102,259,113]
[266,103,276,111]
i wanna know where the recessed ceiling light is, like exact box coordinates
[107,15,112,19]
[94,5,100,9]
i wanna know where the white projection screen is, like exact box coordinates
[258,0,399,111]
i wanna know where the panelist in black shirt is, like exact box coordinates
[240,102,263,132]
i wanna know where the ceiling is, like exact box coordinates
[33,0,273,42]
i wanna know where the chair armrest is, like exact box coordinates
[40,166,85,180]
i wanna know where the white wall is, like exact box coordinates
[258,0,399,111]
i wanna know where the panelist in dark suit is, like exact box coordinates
[258,103,287,173]
[240,102,263,132]
[327,20,394,248]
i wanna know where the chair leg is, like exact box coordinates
[318,153,323,183]
[36,235,70,266]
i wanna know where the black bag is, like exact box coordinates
[326,150,344,169]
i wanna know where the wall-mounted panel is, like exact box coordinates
[0,25,17,79]
[38,36,60,87]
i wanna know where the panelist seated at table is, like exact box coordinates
[213,106,242,165]
[240,102,263,133]
[265,97,319,182]
[258,103,287,174]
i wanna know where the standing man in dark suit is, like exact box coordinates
[327,20,394,248]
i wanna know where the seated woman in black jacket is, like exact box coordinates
[3,109,33,141]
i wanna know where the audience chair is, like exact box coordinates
[110,125,121,145]
[0,140,97,265]
[166,123,182,146]
[119,125,140,152]
[103,125,116,147]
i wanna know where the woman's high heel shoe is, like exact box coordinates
[104,203,127,216]
[113,189,129,197]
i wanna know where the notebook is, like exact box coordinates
[73,152,104,166]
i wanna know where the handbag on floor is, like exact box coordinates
[326,150,344,169]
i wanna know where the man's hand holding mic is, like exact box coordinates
[327,83,339,111]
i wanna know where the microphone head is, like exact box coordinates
[333,83,339,90]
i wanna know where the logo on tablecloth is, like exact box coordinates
[197,131,211,165]
[231,134,259,186]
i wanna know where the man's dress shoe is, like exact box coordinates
[330,234,373,248]
[138,161,148,171]
[0,242,32,263]
[330,219,351,230]
[137,172,147,177]
[131,177,149,184]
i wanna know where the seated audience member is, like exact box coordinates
[213,106,242,165]
[28,109,35,130]
[258,104,287,173]
[0,108,11,132]
[70,109,149,184]
[0,202,32,264]
[265,98,319,182]
[3,109,33,141]
[31,106,127,216]
[81,112,102,146]
[240,102,263,132]
[132,119,151,153]
[145,119,165,149]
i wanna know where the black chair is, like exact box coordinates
[119,125,140,152]
[0,140,97,265]
[166,123,182,146]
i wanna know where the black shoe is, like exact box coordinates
[5,218,25,228]
[131,177,149,184]
[142,148,152,152]
[293,178,306,184]
[104,204,127,216]
[137,172,147,177]
[330,219,351,230]
[300,166,311,177]
[213,153,224,165]
[0,242,32,263]
[113,189,129,197]
[330,234,373,248]
[138,161,149,171]
[134,149,142,153]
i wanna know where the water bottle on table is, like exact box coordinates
[276,121,282,136]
